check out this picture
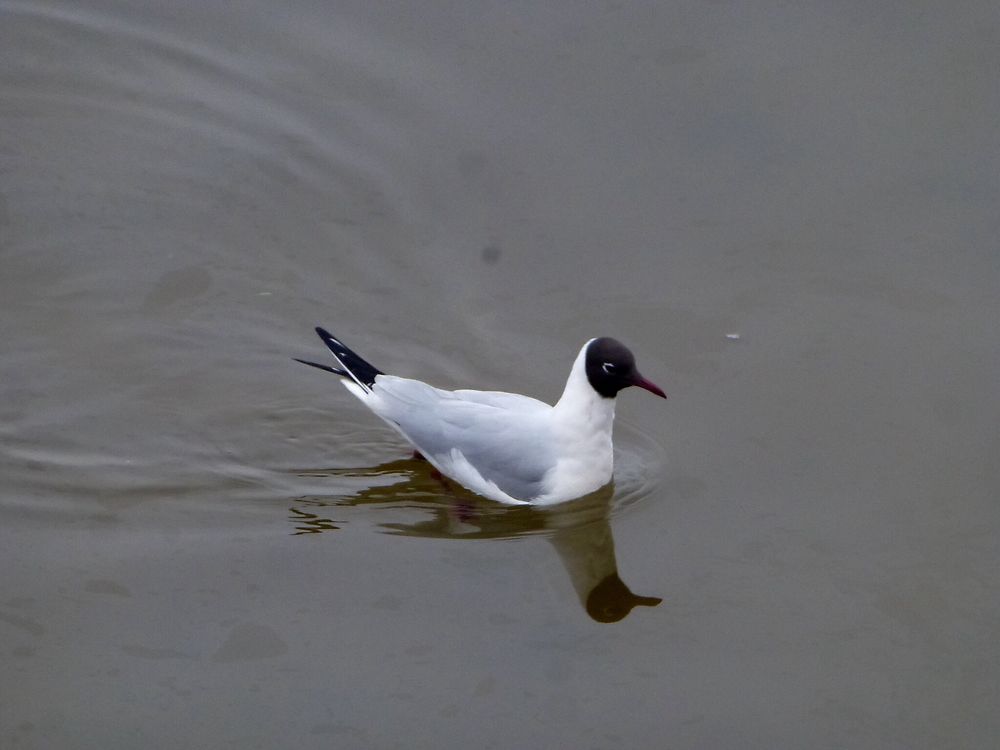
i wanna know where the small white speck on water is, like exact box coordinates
[725,333,741,340]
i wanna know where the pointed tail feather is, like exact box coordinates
[314,327,383,390]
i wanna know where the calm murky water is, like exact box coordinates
[3,2,999,748]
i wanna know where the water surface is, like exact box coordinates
[2,1,999,748]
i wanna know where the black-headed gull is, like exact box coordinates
[296,328,666,505]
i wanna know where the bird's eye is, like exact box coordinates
[602,362,619,374]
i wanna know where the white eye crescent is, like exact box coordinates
[602,362,618,374]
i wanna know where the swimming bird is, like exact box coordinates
[295,328,666,505]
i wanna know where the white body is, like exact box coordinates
[342,341,615,505]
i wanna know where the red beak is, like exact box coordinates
[632,372,667,399]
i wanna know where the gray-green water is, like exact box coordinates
[2,2,999,748]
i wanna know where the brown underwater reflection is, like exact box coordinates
[288,458,661,623]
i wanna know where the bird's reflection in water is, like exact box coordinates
[547,512,663,623]
[289,456,662,623]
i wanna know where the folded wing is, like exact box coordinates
[368,376,555,502]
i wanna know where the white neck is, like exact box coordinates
[535,341,617,503]
[553,340,617,430]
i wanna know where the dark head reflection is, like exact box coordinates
[546,505,662,623]
[586,573,663,623]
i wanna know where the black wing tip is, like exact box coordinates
[293,358,347,377]
[315,327,341,346]
[309,325,384,388]
[314,326,350,354]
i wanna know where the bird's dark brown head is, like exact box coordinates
[584,337,667,399]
